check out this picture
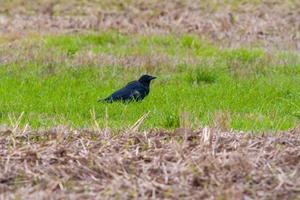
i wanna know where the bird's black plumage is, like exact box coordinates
[99,74,156,103]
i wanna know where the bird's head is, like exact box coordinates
[138,74,156,87]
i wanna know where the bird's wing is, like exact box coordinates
[126,81,148,100]
[129,89,143,101]
[105,81,143,102]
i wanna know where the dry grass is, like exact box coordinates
[0,0,299,50]
[0,43,199,71]
[1,2,300,199]
[1,125,300,199]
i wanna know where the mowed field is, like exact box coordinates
[0,0,300,199]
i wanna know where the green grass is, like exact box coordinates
[0,32,299,131]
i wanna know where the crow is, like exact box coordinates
[99,74,156,103]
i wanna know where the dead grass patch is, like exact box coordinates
[1,126,300,199]
[0,0,299,50]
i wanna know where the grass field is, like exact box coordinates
[1,1,300,199]
[0,33,299,131]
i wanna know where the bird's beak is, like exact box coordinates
[151,76,157,80]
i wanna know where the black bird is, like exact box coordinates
[99,74,156,103]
